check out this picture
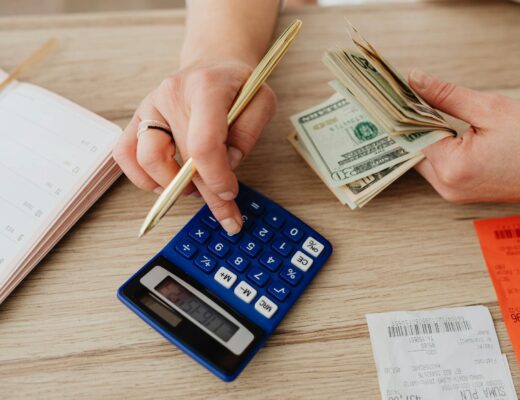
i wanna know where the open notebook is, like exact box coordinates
[0,70,122,303]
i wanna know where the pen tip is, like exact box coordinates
[138,224,148,238]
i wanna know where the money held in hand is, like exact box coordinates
[289,23,454,209]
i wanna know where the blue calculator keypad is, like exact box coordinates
[120,183,333,382]
[169,184,332,325]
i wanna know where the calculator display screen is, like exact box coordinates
[156,276,239,342]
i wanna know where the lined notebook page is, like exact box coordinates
[0,73,121,286]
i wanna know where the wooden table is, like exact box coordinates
[1,1,520,398]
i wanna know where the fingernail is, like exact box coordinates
[228,147,243,170]
[220,217,241,235]
[154,187,164,195]
[410,69,432,91]
[218,191,236,201]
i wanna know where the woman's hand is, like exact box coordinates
[408,70,520,203]
[113,60,276,234]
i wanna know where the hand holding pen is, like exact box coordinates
[113,1,285,236]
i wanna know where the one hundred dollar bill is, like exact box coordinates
[290,92,417,187]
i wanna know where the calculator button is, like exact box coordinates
[252,224,274,243]
[272,238,293,257]
[283,225,304,242]
[214,266,237,289]
[280,266,303,286]
[254,295,278,319]
[227,252,249,272]
[219,228,241,243]
[234,281,257,304]
[259,252,282,272]
[175,239,197,259]
[264,211,284,229]
[194,254,216,273]
[291,250,314,272]
[208,239,230,258]
[247,267,269,287]
[268,281,291,302]
[246,199,264,216]
[188,226,210,244]
[241,213,254,230]
[302,236,325,257]
[202,214,219,230]
[239,237,262,257]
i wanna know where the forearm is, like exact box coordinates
[181,0,280,68]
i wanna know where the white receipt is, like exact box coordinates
[367,306,518,400]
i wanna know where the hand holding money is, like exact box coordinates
[289,23,454,209]
[408,69,520,204]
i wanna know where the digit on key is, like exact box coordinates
[227,252,249,272]
[208,239,230,258]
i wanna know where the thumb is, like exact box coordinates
[409,69,492,126]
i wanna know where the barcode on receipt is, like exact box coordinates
[387,319,472,338]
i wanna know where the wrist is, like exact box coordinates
[180,42,261,70]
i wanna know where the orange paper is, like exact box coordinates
[474,216,520,363]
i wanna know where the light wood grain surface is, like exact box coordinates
[1,2,520,399]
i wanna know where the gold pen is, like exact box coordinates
[139,19,303,237]
[0,38,58,92]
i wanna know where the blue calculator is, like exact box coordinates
[118,183,332,381]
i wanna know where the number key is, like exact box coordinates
[247,266,269,287]
[227,252,249,272]
[283,224,304,242]
[239,237,261,257]
[252,224,273,243]
[208,239,230,258]
[271,238,293,257]
[259,252,282,272]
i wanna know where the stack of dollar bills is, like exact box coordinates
[289,23,455,209]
